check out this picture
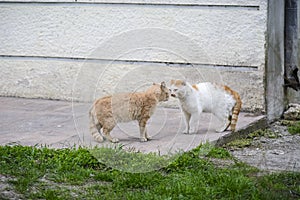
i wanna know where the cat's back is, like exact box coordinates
[94,93,130,108]
[93,91,154,122]
[93,95,112,110]
[195,82,232,97]
[195,82,236,106]
[194,82,218,97]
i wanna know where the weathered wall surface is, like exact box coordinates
[0,0,268,111]
[265,0,285,121]
[288,0,300,104]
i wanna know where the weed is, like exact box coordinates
[280,120,297,126]
[225,138,252,149]
[249,128,278,139]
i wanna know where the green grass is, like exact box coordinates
[287,121,300,135]
[257,172,300,199]
[279,120,300,135]
[0,144,299,199]
[90,144,179,173]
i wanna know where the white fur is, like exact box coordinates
[170,81,236,134]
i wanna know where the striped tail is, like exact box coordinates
[89,106,104,142]
[230,93,242,132]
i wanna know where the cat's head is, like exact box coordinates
[148,82,169,101]
[158,81,169,101]
[169,79,187,98]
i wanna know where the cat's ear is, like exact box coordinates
[182,81,186,86]
[161,81,166,89]
[170,80,175,85]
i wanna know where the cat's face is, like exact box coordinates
[159,81,170,101]
[169,80,186,98]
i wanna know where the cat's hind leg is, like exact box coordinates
[215,112,231,133]
[90,123,104,142]
[216,119,231,133]
[102,122,119,143]
[89,108,104,142]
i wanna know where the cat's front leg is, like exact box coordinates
[182,110,191,134]
[138,118,149,142]
[144,128,152,140]
[189,112,199,134]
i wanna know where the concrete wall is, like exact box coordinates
[0,0,268,111]
[265,0,285,121]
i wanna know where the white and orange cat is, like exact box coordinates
[169,80,242,134]
[89,82,169,143]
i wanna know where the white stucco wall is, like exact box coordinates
[0,0,268,111]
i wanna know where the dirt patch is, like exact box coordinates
[0,175,22,200]
[228,121,300,172]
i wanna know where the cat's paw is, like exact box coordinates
[95,135,104,142]
[183,129,189,134]
[189,128,198,134]
[215,126,227,133]
[146,136,152,141]
[216,122,231,133]
[215,128,225,133]
[111,138,119,143]
[140,137,148,142]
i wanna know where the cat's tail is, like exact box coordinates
[89,105,104,142]
[230,92,242,132]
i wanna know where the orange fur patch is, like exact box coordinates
[222,84,242,132]
[171,80,185,86]
[192,84,199,91]
[223,85,241,103]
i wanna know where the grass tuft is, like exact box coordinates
[287,121,300,135]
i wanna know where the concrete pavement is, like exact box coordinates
[0,97,265,155]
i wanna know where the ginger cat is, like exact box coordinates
[89,82,169,143]
[169,80,242,134]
